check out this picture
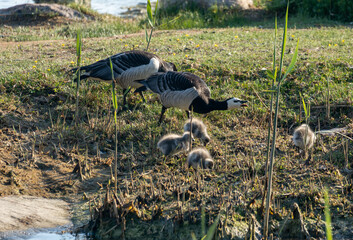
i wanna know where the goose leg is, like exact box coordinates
[158,106,167,124]
[122,88,131,106]
[138,91,146,103]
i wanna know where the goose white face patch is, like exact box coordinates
[226,98,248,109]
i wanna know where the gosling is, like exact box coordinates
[183,118,210,146]
[292,124,316,150]
[187,148,214,169]
[157,131,192,156]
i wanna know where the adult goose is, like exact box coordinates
[136,71,247,123]
[71,50,177,105]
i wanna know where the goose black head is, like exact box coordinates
[162,62,177,72]
[169,62,178,71]
[226,98,248,109]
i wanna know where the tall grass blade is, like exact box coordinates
[145,27,149,43]
[158,15,181,28]
[191,233,197,240]
[75,29,82,126]
[147,0,153,27]
[109,58,118,123]
[272,14,277,74]
[76,30,82,62]
[324,188,333,240]
[299,92,310,121]
[204,212,221,240]
[146,28,154,51]
[201,206,206,237]
[109,57,118,190]
[278,3,289,80]
[281,39,299,81]
[263,15,277,214]
[145,0,157,51]
[263,1,297,239]
[153,0,159,26]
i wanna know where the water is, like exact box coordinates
[0,0,149,16]
[1,228,91,240]
[91,0,148,15]
[0,0,33,9]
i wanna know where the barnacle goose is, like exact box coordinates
[71,50,177,105]
[137,71,247,122]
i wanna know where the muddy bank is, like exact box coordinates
[0,196,71,233]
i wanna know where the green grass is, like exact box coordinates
[0,16,141,42]
[0,15,352,239]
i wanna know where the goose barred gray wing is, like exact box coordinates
[72,50,160,82]
[139,71,211,100]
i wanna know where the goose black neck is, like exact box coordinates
[190,97,227,114]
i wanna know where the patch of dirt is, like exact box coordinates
[0,195,70,233]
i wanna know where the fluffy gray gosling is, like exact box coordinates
[184,118,210,146]
[292,124,316,150]
[187,148,214,169]
[157,131,193,156]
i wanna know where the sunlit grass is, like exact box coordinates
[0,16,352,239]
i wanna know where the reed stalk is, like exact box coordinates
[262,14,277,212]
[145,0,158,51]
[263,1,299,238]
[109,58,119,190]
[75,30,82,126]
[324,188,333,240]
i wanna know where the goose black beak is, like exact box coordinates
[240,100,248,107]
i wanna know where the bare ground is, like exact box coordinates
[0,195,71,232]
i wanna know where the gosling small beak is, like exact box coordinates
[240,100,248,107]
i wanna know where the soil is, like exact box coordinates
[0,195,71,233]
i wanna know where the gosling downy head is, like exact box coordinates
[187,148,214,169]
[292,124,316,150]
[183,118,210,146]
